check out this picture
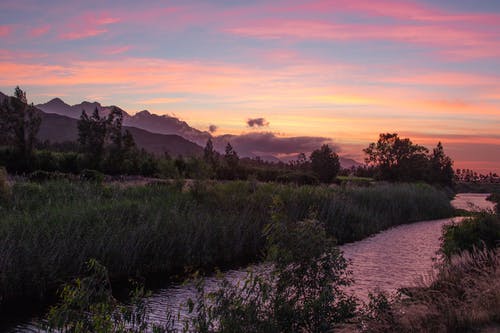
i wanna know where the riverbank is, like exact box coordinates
[354,192,500,332]
[0,180,453,313]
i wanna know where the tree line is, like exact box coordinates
[0,87,459,186]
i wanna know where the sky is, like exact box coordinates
[0,0,499,173]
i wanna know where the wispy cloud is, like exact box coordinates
[136,97,185,104]
[28,24,51,38]
[59,12,120,40]
[0,25,12,37]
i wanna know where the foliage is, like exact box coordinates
[79,169,105,183]
[0,181,453,307]
[360,249,500,333]
[28,170,73,183]
[364,133,454,185]
[310,144,340,183]
[0,87,41,170]
[78,107,138,173]
[276,171,319,185]
[44,259,175,333]
[186,199,357,332]
[440,212,500,258]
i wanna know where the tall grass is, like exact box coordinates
[360,249,500,333]
[0,180,453,307]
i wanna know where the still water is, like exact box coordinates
[5,193,495,331]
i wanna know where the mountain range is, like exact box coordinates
[1,92,361,168]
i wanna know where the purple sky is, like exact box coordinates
[0,0,499,172]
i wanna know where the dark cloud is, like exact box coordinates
[208,124,218,133]
[247,117,269,128]
[214,132,338,157]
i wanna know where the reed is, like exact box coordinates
[0,180,453,307]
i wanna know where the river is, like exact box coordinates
[3,193,495,331]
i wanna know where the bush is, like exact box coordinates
[0,181,453,308]
[276,171,319,185]
[44,259,175,333]
[80,169,105,183]
[28,170,73,183]
[441,212,500,258]
[185,201,357,332]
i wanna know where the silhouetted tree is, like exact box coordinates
[203,138,218,168]
[0,87,41,165]
[310,144,340,183]
[224,142,239,170]
[78,108,107,169]
[364,133,428,181]
[429,142,454,186]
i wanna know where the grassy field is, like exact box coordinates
[0,180,453,308]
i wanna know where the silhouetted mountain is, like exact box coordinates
[37,99,210,145]
[33,95,363,167]
[36,112,202,156]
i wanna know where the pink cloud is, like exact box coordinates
[29,24,51,38]
[58,12,120,40]
[293,0,500,25]
[0,25,12,37]
[60,29,108,41]
[101,45,131,55]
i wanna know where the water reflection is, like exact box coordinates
[8,193,494,331]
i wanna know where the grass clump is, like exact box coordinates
[0,167,9,203]
[359,249,500,333]
[440,212,500,258]
[0,180,453,308]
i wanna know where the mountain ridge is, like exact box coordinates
[10,93,362,167]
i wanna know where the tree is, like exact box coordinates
[224,142,239,170]
[429,142,454,186]
[77,108,107,169]
[0,87,41,163]
[203,138,218,168]
[310,144,340,183]
[363,133,428,181]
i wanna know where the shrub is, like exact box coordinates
[28,170,72,183]
[276,171,319,185]
[44,259,175,333]
[80,169,105,183]
[441,212,500,258]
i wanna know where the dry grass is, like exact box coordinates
[361,248,500,333]
[0,167,9,201]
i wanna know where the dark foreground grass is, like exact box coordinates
[0,180,453,308]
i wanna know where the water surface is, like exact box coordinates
[5,193,494,331]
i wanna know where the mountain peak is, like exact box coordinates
[80,101,101,107]
[46,97,69,106]
[136,110,151,116]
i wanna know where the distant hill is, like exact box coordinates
[36,112,203,157]
[37,99,211,145]
[29,94,363,167]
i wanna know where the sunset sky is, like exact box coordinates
[0,0,499,172]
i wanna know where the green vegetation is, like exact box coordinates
[44,259,175,333]
[359,193,500,332]
[440,212,500,258]
[0,180,453,308]
[360,249,500,333]
[44,201,358,333]
[364,133,454,185]
[441,193,499,258]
